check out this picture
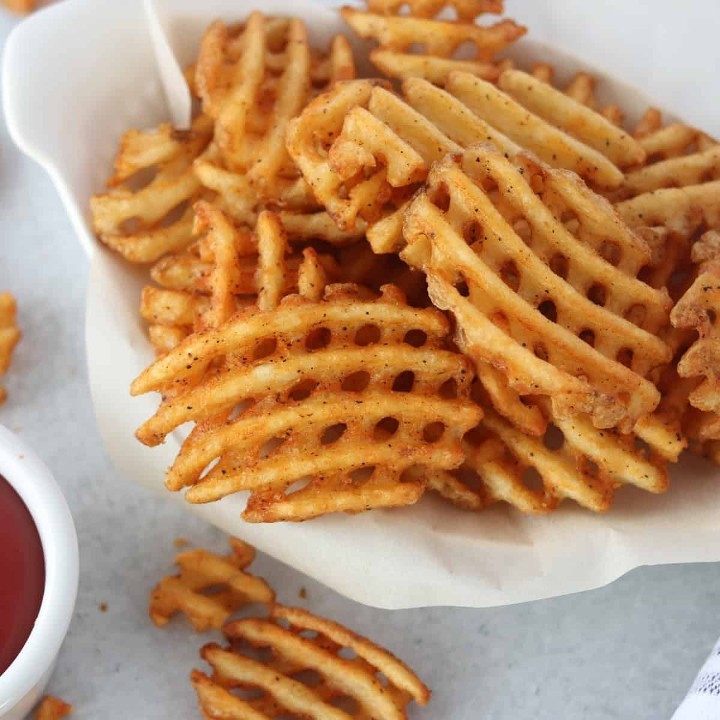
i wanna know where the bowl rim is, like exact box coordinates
[0,425,78,714]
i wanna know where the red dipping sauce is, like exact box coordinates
[0,473,45,676]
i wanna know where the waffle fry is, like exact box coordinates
[34,696,73,720]
[402,146,671,429]
[90,115,213,263]
[143,205,253,353]
[287,71,641,254]
[194,13,355,225]
[530,66,624,126]
[132,269,481,520]
[446,71,634,188]
[149,537,274,632]
[142,205,350,355]
[496,70,643,168]
[614,111,720,242]
[0,293,20,405]
[617,181,720,241]
[192,604,430,719]
[429,402,668,513]
[341,2,524,84]
[671,232,720,436]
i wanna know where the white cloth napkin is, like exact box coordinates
[673,638,720,719]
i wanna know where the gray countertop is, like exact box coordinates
[1,8,719,720]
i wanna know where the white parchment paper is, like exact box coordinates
[4,0,720,609]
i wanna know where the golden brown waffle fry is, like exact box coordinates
[671,232,720,435]
[255,210,289,312]
[287,70,642,254]
[194,13,355,225]
[192,604,430,719]
[90,115,213,263]
[429,401,669,514]
[475,363,546,437]
[132,276,481,521]
[141,205,350,355]
[341,3,524,84]
[402,146,672,429]
[194,201,256,329]
[633,362,693,461]
[149,537,274,632]
[635,113,717,161]
[34,696,73,720]
[614,111,719,244]
[530,66,624,126]
[616,181,720,239]
[140,286,208,329]
[618,146,720,200]
[496,70,643,168]
[475,354,686,465]
[446,71,634,187]
[0,293,20,405]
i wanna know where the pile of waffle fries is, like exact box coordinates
[91,1,720,522]
[152,537,430,719]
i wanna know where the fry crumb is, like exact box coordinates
[298,586,307,599]
[99,602,108,612]
[35,695,73,720]
[173,537,189,548]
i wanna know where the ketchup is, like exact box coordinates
[0,474,45,676]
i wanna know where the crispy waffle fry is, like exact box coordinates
[194,13,356,225]
[496,70,642,167]
[614,111,720,242]
[194,201,256,329]
[617,182,720,244]
[0,293,20,405]
[445,71,634,188]
[132,273,481,521]
[150,537,274,632]
[530,66,624,126]
[90,115,213,263]
[192,604,429,719]
[142,206,349,355]
[34,696,73,720]
[429,401,669,513]
[341,3,524,84]
[287,71,642,253]
[671,232,720,435]
[402,146,671,429]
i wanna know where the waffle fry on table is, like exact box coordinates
[342,0,524,84]
[287,70,646,255]
[150,537,274,632]
[0,293,20,406]
[192,604,430,719]
[34,696,73,720]
[402,145,671,431]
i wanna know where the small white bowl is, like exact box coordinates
[0,425,78,720]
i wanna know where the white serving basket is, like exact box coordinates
[5,0,720,609]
